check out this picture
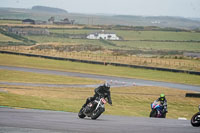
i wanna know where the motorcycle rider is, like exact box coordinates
[82,82,112,108]
[155,94,168,114]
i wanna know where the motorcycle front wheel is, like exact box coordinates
[78,107,86,118]
[191,112,200,127]
[150,110,157,118]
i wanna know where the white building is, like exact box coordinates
[87,30,120,40]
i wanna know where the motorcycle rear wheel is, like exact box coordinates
[161,113,166,118]
[91,108,104,120]
[191,112,200,127]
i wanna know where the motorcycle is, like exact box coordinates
[191,105,200,127]
[150,101,166,118]
[78,96,108,120]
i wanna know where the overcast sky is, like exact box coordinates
[0,0,200,18]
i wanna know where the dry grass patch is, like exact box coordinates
[1,46,200,71]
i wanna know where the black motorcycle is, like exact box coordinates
[78,96,109,120]
[191,105,200,127]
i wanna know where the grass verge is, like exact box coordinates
[0,69,102,84]
[0,85,199,119]
[0,53,200,85]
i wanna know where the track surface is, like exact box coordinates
[0,107,199,133]
[0,65,200,91]
[0,66,200,132]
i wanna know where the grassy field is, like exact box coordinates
[0,33,21,42]
[26,35,108,46]
[0,53,200,85]
[49,29,200,41]
[0,85,199,119]
[0,16,200,120]
[24,29,200,53]
[114,40,200,52]
[114,30,200,41]
[0,69,101,84]
[1,45,200,71]
[0,23,84,29]
[0,53,199,119]
[0,20,22,24]
[26,35,200,52]
[49,29,93,34]
[1,23,200,72]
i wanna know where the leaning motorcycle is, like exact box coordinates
[191,105,200,127]
[150,101,166,118]
[78,96,108,120]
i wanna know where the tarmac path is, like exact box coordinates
[0,66,200,132]
[0,107,199,133]
[0,65,199,92]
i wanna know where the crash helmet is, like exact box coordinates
[160,94,165,101]
[103,82,110,90]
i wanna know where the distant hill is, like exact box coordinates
[32,5,68,14]
[112,15,200,29]
[0,7,200,29]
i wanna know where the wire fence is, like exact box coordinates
[0,46,200,72]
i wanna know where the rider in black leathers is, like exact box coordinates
[82,82,112,107]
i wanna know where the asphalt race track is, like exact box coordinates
[0,65,200,91]
[0,107,199,133]
[0,65,200,133]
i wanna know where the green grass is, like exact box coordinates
[114,30,200,41]
[26,35,107,46]
[0,33,21,42]
[0,20,22,24]
[0,69,101,84]
[0,53,200,85]
[49,29,200,41]
[113,40,200,52]
[26,33,200,52]
[49,29,94,34]
[0,85,199,119]
[0,16,199,120]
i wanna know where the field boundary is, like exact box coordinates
[0,50,200,75]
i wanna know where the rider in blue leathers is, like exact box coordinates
[156,94,168,114]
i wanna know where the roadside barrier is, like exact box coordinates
[185,93,200,98]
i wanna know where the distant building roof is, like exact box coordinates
[22,19,35,23]
[87,30,120,40]
[184,52,200,58]
[88,30,115,35]
[48,17,55,22]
